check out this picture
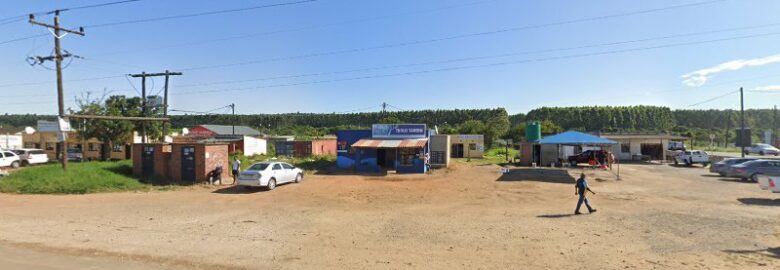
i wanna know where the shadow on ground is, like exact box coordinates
[737,198,780,206]
[723,247,780,259]
[212,185,266,194]
[717,178,752,184]
[497,168,575,184]
[537,213,576,218]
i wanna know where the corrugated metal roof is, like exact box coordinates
[352,138,427,148]
[198,125,263,136]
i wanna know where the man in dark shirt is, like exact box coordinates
[575,173,597,215]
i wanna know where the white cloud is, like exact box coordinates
[752,85,780,91]
[681,53,780,87]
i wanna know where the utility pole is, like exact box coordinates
[773,105,778,145]
[129,71,183,143]
[382,102,387,114]
[29,11,85,171]
[230,103,236,135]
[740,87,746,158]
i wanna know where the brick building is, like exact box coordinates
[274,138,337,157]
[132,142,229,185]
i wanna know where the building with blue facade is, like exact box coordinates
[336,124,429,174]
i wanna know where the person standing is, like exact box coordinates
[574,173,597,215]
[231,157,241,185]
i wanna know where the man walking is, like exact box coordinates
[574,173,597,215]
[232,157,241,185]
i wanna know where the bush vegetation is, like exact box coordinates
[0,160,150,194]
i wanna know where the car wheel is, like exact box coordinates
[10,161,20,168]
[674,159,679,165]
[750,174,759,182]
[701,162,709,168]
[760,151,765,156]
[294,173,303,183]
[21,160,29,167]
[266,178,276,191]
[718,172,725,176]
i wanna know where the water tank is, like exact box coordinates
[526,122,541,142]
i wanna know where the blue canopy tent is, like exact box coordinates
[536,131,617,166]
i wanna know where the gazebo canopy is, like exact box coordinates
[537,131,617,145]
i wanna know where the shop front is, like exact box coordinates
[337,124,429,174]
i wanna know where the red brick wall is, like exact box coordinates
[312,139,337,156]
[131,144,171,183]
[169,144,229,184]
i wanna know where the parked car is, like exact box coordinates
[769,176,780,193]
[674,150,710,167]
[11,148,49,166]
[668,141,686,151]
[744,143,780,156]
[567,150,606,166]
[709,158,756,176]
[0,151,21,168]
[724,160,780,181]
[756,174,773,190]
[67,149,84,162]
[236,162,304,190]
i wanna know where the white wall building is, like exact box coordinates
[601,134,688,161]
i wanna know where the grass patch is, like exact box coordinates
[0,160,150,194]
[453,147,518,166]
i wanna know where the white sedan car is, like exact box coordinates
[744,144,780,156]
[237,162,304,190]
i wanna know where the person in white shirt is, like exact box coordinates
[231,157,241,185]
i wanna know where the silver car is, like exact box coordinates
[710,158,756,176]
[724,160,780,181]
[744,144,780,156]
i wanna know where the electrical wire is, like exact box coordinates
[90,0,502,57]
[335,105,383,114]
[0,34,50,46]
[55,0,143,13]
[170,30,780,96]
[174,22,780,88]
[84,0,317,28]
[686,90,740,107]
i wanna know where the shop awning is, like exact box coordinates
[352,138,427,148]
[537,131,617,145]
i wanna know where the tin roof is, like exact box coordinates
[198,125,263,136]
[352,138,428,148]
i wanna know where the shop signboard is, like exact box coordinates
[372,124,427,139]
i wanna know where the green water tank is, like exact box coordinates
[526,122,541,142]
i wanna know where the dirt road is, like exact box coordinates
[0,162,778,269]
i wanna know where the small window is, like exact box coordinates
[469,144,477,151]
[620,144,630,153]
[88,143,98,152]
[112,144,123,152]
[273,164,282,170]
[399,148,417,166]
[282,163,294,169]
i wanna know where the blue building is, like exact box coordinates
[336,124,429,174]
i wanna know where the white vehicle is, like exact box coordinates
[757,175,772,190]
[768,176,780,193]
[11,149,49,166]
[744,143,780,156]
[236,162,304,190]
[0,151,21,168]
[674,150,710,167]
[668,141,685,151]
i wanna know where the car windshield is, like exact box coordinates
[11,150,24,154]
[247,163,270,171]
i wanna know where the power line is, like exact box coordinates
[179,0,730,71]
[0,34,50,46]
[0,0,142,28]
[170,30,780,96]
[687,90,740,107]
[174,22,780,88]
[84,0,317,28]
[89,0,502,57]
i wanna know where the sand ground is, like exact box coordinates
[0,162,778,269]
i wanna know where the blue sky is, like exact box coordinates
[1,0,780,115]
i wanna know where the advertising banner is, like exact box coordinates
[372,124,427,139]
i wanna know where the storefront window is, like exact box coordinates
[399,148,416,166]
[469,143,477,151]
[621,144,630,153]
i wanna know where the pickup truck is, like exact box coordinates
[674,150,710,167]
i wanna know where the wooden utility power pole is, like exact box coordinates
[29,11,85,171]
[740,87,746,158]
[129,71,182,143]
[230,103,236,135]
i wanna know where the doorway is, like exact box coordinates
[640,143,663,160]
[451,144,464,158]
[181,146,196,184]
[141,146,155,181]
[376,148,397,170]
